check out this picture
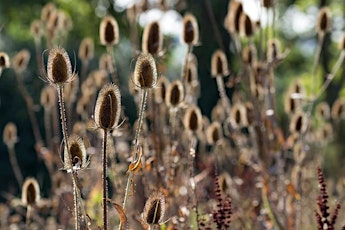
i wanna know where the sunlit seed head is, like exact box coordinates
[317,7,331,34]
[40,86,56,109]
[94,83,121,130]
[79,37,94,62]
[99,53,114,74]
[47,47,73,85]
[165,80,184,107]
[0,52,10,69]
[227,1,243,33]
[100,15,119,46]
[142,192,166,225]
[12,49,30,74]
[242,44,257,65]
[184,59,198,84]
[154,76,169,104]
[182,13,199,45]
[64,135,88,171]
[261,0,274,8]
[338,33,345,50]
[211,49,229,77]
[134,53,157,89]
[41,3,56,22]
[267,39,281,63]
[3,122,18,148]
[206,121,223,145]
[142,21,163,56]
[30,20,43,41]
[21,178,40,206]
[289,111,307,135]
[240,13,255,37]
[230,103,248,128]
[184,105,202,132]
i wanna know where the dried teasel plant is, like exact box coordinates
[154,76,169,104]
[21,178,40,228]
[224,1,243,34]
[142,21,163,56]
[12,49,30,74]
[242,44,257,66]
[289,110,308,135]
[79,37,94,81]
[94,83,121,229]
[140,192,167,230]
[239,13,255,38]
[206,121,223,145]
[0,51,10,76]
[63,135,89,173]
[40,86,56,150]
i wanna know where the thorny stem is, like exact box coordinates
[134,89,148,147]
[26,205,32,229]
[119,171,133,230]
[106,45,118,84]
[216,76,231,117]
[8,147,23,187]
[102,128,108,230]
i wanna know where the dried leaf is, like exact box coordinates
[107,199,127,228]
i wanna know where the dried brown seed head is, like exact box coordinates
[182,13,199,45]
[142,21,163,55]
[94,83,122,130]
[317,7,331,34]
[47,47,73,85]
[267,39,281,63]
[206,121,223,145]
[261,0,274,8]
[142,192,166,225]
[331,98,345,120]
[79,37,94,62]
[315,102,330,120]
[99,53,115,74]
[240,13,255,37]
[100,15,119,46]
[154,76,170,104]
[0,52,10,69]
[165,80,184,107]
[12,49,30,74]
[211,102,226,122]
[184,58,198,84]
[64,135,89,171]
[22,178,40,206]
[40,86,56,109]
[242,44,257,65]
[230,103,248,128]
[338,33,345,50]
[3,122,18,148]
[30,20,43,41]
[41,3,56,22]
[211,50,229,77]
[289,111,307,135]
[224,1,243,33]
[133,53,157,89]
[184,105,202,132]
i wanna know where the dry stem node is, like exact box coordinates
[47,47,73,85]
[100,15,120,46]
[133,53,157,89]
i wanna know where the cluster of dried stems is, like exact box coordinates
[1,0,345,229]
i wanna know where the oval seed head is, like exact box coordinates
[142,21,163,55]
[154,76,170,104]
[94,83,121,130]
[47,47,73,85]
[225,1,243,33]
[142,192,166,225]
[289,111,307,135]
[40,86,56,109]
[78,37,94,62]
[206,121,223,145]
[338,33,345,50]
[165,80,184,107]
[41,3,56,22]
[133,53,157,88]
[261,0,274,8]
[317,7,331,34]
[90,69,108,89]
[267,39,281,63]
[184,105,202,132]
[240,13,255,37]
[12,49,30,74]
[21,178,40,206]
[211,49,229,77]
[331,98,345,120]
[100,15,120,46]
[0,52,10,70]
[315,102,330,120]
[242,44,257,65]
[184,58,198,84]
[99,53,115,74]
[30,20,43,41]
[64,135,89,171]
[3,122,18,148]
[230,103,248,129]
[211,102,226,122]
[182,13,199,45]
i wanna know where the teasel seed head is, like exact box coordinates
[206,121,223,145]
[90,69,108,89]
[99,53,115,74]
[230,103,248,129]
[242,44,257,65]
[289,111,308,135]
[64,135,89,172]
[46,9,60,32]
[40,86,57,110]
[94,83,122,130]
[165,80,184,108]
[211,49,229,77]
[240,13,255,37]
[261,0,274,8]
[64,74,79,104]
[267,39,281,63]
[47,47,73,86]
[22,178,40,206]
[182,13,199,45]
[3,122,18,148]
[0,52,10,72]
[142,192,166,226]
[134,53,157,88]
[184,105,203,132]
[224,1,243,33]
[79,37,94,62]
[154,76,170,104]
[338,33,345,50]
[41,3,56,22]
[30,20,43,42]
[316,7,331,34]
[315,102,330,120]
[142,21,163,56]
[211,101,226,122]
[12,49,31,74]
[184,58,198,84]
[331,98,345,121]
[100,15,120,46]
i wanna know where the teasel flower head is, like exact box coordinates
[12,49,30,74]
[21,178,40,207]
[184,105,202,132]
[94,83,122,131]
[41,3,56,23]
[261,0,274,8]
[316,7,331,35]
[165,80,184,108]
[315,102,330,120]
[316,122,333,143]
[224,1,243,33]
[182,13,199,45]
[78,37,94,62]
[338,33,345,50]
[40,86,56,110]
[267,39,281,63]
[211,49,229,77]
[3,122,18,148]
[206,121,223,145]
[211,102,226,122]
[230,103,248,129]
[240,13,255,37]
[141,192,166,226]
[63,135,89,173]
[242,44,257,66]
[133,53,157,89]
[184,58,198,84]
[30,20,43,42]
[99,53,115,74]
[142,21,163,56]
[46,47,74,86]
[100,15,119,46]
[154,76,170,104]
[0,52,10,75]
[331,98,345,121]
[289,111,308,135]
